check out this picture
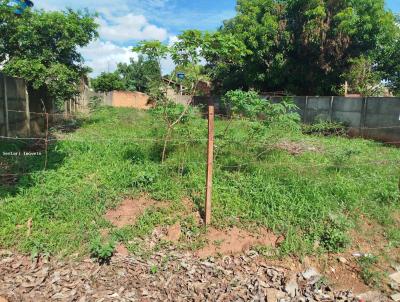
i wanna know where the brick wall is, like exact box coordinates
[111,91,152,109]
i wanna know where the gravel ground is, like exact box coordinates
[0,249,390,302]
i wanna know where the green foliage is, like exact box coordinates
[150,265,158,275]
[0,3,98,108]
[222,90,266,119]
[214,0,400,95]
[132,41,169,62]
[88,96,103,112]
[90,237,115,264]
[150,102,197,125]
[341,56,384,96]
[319,220,351,252]
[0,107,399,259]
[116,55,162,93]
[357,255,383,287]
[92,72,124,93]
[221,90,300,128]
[171,64,210,95]
[330,148,360,171]
[302,121,347,137]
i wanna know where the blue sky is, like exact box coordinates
[35,0,399,75]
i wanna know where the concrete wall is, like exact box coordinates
[268,95,400,143]
[199,95,400,144]
[1,73,67,138]
[0,73,30,137]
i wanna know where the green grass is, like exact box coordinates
[0,106,399,257]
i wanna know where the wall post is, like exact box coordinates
[3,75,9,137]
[329,96,334,122]
[360,97,368,137]
[24,83,31,136]
[304,96,309,124]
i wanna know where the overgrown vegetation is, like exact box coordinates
[0,107,399,259]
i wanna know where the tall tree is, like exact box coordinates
[91,72,124,93]
[217,0,400,95]
[0,2,98,107]
[116,55,161,93]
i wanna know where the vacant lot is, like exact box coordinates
[1,107,399,291]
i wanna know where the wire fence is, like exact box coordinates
[1,109,400,183]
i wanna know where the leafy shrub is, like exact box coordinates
[90,237,115,264]
[88,96,103,111]
[303,121,347,136]
[320,226,350,252]
[357,255,382,287]
[125,144,147,164]
[221,90,300,129]
[150,102,196,124]
[319,214,351,252]
[131,164,159,188]
[222,90,266,118]
[330,148,360,171]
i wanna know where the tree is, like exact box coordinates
[341,56,384,96]
[116,55,161,93]
[133,31,247,162]
[216,0,400,95]
[0,2,98,108]
[91,72,124,93]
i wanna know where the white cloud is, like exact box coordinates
[33,0,230,76]
[80,39,176,76]
[79,40,137,76]
[97,14,168,42]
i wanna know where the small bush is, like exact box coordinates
[125,144,147,164]
[150,102,197,124]
[320,227,350,252]
[330,148,360,171]
[90,237,115,264]
[88,96,103,111]
[131,164,159,188]
[221,90,301,129]
[302,121,347,136]
[357,255,382,287]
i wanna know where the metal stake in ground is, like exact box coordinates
[205,98,215,225]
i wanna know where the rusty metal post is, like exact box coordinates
[205,97,215,226]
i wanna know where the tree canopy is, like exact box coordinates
[0,1,98,107]
[215,0,400,95]
[116,56,161,93]
[91,72,124,93]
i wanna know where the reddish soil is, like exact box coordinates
[315,256,369,293]
[196,226,278,258]
[165,223,181,243]
[349,216,388,253]
[105,197,156,228]
[115,244,129,257]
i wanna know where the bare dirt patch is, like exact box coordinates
[315,255,369,293]
[196,226,278,258]
[165,223,181,243]
[275,140,323,155]
[105,197,156,228]
[115,244,129,256]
